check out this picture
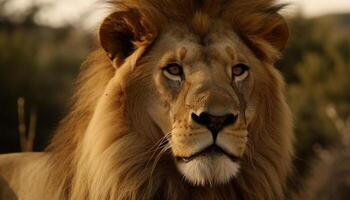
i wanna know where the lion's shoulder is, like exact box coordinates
[0,153,50,199]
[0,153,44,173]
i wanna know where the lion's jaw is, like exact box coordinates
[147,24,257,186]
[177,151,241,186]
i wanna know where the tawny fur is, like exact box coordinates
[0,1,293,199]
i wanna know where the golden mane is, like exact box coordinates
[44,0,293,199]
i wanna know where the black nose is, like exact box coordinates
[191,112,237,141]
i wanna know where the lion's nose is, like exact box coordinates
[191,112,237,141]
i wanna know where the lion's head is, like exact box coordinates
[48,0,294,199]
[98,0,290,186]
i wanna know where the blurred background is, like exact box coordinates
[0,0,349,199]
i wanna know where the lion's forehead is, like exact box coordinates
[160,26,250,68]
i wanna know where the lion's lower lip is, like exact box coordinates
[176,145,240,163]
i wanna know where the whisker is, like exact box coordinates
[145,129,173,169]
[147,142,172,190]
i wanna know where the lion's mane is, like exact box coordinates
[45,1,294,199]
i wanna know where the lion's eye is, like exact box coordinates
[163,63,183,81]
[232,63,249,81]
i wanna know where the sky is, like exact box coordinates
[281,0,350,16]
[3,0,350,28]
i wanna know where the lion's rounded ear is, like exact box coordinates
[261,14,289,51]
[238,13,289,63]
[99,9,156,67]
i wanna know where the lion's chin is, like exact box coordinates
[176,154,240,186]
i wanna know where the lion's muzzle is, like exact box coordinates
[191,112,238,141]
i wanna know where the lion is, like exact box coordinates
[0,0,294,199]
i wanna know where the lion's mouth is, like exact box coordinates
[176,145,241,163]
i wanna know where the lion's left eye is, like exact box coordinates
[163,63,183,81]
[232,63,249,81]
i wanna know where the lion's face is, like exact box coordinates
[146,24,260,186]
[99,6,289,187]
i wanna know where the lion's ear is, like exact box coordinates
[99,9,156,68]
[260,14,289,51]
[236,12,289,63]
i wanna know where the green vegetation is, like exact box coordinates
[280,14,350,192]
[0,6,92,152]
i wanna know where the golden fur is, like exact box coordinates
[0,0,293,199]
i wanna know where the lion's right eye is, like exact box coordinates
[232,63,249,82]
[163,63,183,81]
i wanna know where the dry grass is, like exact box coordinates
[17,97,37,152]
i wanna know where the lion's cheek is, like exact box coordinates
[216,130,249,158]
